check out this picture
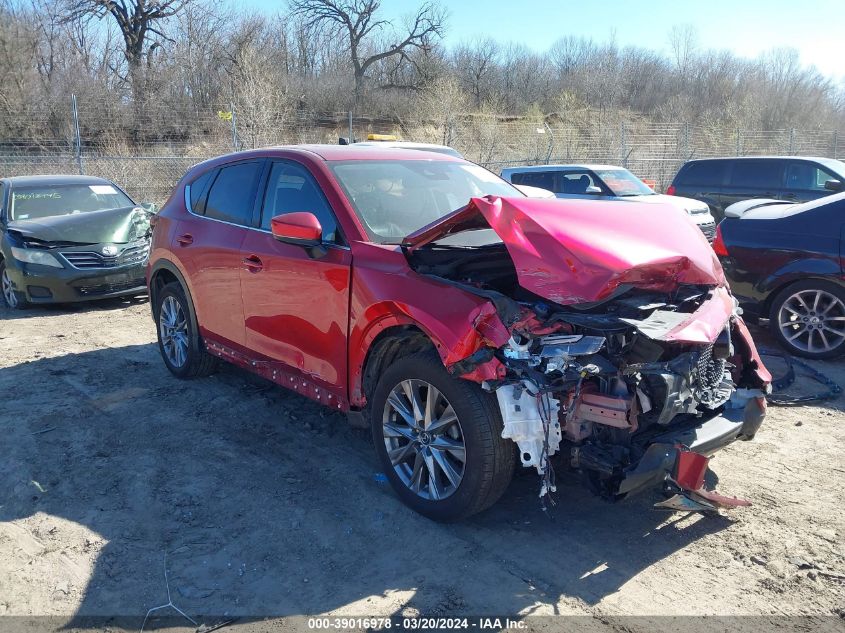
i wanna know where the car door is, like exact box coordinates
[783,160,840,203]
[176,159,265,348]
[239,159,352,402]
[721,159,786,210]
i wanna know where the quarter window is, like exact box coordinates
[188,169,215,213]
[729,161,784,189]
[261,161,340,243]
[680,161,727,186]
[204,161,263,226]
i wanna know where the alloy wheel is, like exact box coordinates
[159,295,189,368]
[381,379,466,501]
[1,267,18,308]
[778,288,845,354]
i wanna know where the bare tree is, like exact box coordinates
[289,0,445,105]
[62,0,193,103]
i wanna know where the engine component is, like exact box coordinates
[495,381,561,472]
[539,334,605,357]
[572,391,635,430]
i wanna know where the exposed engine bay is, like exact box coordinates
[406,230,770,510]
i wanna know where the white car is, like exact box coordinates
[501,164,717,241]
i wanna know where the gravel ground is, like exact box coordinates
[0,298,843,630]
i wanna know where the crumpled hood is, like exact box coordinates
[403,196,726,305]
[7,206,152,245]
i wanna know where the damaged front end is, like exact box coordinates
[403,195,771,510]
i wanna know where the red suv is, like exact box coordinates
[147,146,771,521]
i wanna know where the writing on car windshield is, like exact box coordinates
[10,184,133,220]
[594,169,654,196]
[329,160,519,243]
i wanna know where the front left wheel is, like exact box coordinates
[1,260,27,309]
[370,351,515,522]
[154,282,217,378]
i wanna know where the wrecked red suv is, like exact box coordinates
[147,146,771,521]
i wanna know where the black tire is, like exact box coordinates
[769,279,845,360]
[154,282,218,378]
[370,351,515,522]
[0,260,28,310]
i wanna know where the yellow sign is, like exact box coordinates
[218,111,233,121]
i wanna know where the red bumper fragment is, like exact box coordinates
[664,448,751,511]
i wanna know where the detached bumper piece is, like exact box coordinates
[655,450,751,513]
[615,396,764,512]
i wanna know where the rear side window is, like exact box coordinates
[679,161,727,186]
[261,161,340,243]
[204,161,263,226]
[785,162,836,191]
[510,171,556,191]
[729,160,784,189]
[188,169,215,213]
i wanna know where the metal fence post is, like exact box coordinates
[735,128,741,156]
[230,101,238,151]
[834,130,839,159]
[348,111,354,143]
[71,93,84,175]
[620,121,627,168]
[788,127,795,154]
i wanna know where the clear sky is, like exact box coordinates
[239,0,845,82]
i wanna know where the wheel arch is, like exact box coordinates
[351,319,440,409]
[148,258,199,331]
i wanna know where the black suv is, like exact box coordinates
[668,156,845,222]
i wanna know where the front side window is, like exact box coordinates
[592,169,653,196]
[560,170,602,194]
[330,160,520,244]
[785,162,836,191]
[204,161,263,226]
[9,183,134,221]
[261,161,340,243]
[729,161,784,189]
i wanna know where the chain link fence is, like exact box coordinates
[1,97,843,204]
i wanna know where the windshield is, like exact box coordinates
[9,183,134,221]
[594,169,654,196]
[329,159,521,243]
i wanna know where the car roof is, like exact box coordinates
[501,164,623,172]
[352,141,463,157]
[685,156,841,166]
[1,174,117,187]
[185,144,466,174]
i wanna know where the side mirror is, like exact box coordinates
[824,179,843,192]
[585,185,602,194]
[271,212,323,247]
[139,202,158,214]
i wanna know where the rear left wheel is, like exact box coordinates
[154,282,218,378]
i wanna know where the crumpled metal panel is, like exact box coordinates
[8,206,152,245]
[404,195,726,305]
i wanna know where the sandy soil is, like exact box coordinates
[0,298,843,630]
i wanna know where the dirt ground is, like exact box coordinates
[1,297,843,630]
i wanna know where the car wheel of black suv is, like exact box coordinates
[0,260,27,309]
[154,282,218,378]
[370,351,515,521]
[769,279,845,359]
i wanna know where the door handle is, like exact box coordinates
[176,233,193,246]
[782,193,797,200]
[243,254,263,273]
